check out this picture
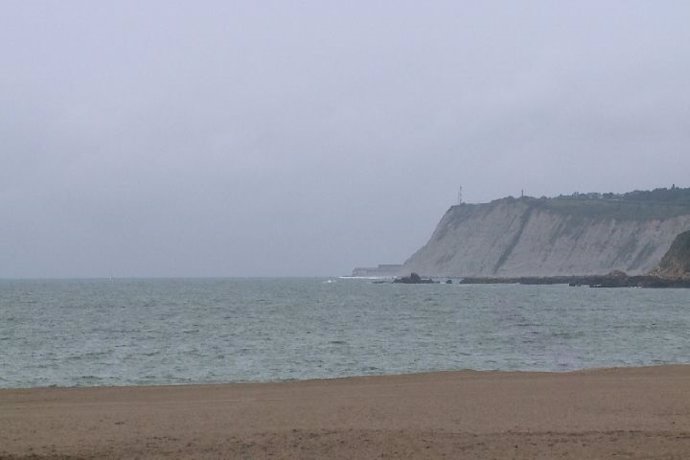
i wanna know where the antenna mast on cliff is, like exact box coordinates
[457,186,463,205]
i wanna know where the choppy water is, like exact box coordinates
[1,278,689,388]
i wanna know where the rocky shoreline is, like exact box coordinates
[458,274,690,288]
[391,272,690,288]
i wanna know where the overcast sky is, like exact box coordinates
[2,1,689,278]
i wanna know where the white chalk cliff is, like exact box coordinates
[402,196,690,277]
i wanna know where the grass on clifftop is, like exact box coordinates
[490,187,690,221]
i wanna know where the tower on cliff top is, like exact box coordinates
[457,186,463,205]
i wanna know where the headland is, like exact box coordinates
[401,187,690,278]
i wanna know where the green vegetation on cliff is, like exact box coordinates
[652,230,690,278]
[491,186,690,221]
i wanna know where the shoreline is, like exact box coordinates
[5,361,689,392]
[2,365,689,459]
[457,274,690,288]
[2,361,689,388]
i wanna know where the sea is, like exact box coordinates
[1,278,688,389]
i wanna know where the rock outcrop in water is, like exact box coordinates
[393,272,435,284]
[403,188,690,277]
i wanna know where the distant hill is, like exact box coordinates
[351,264,403,278]
[402,187,690,277]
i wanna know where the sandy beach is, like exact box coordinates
[1,365,689,459]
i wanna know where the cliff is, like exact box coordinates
[403,191,690,277]
[650,230,690,279]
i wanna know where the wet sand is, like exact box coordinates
[1,365,689,459]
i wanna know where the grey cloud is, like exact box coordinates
[2,1,690,277]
